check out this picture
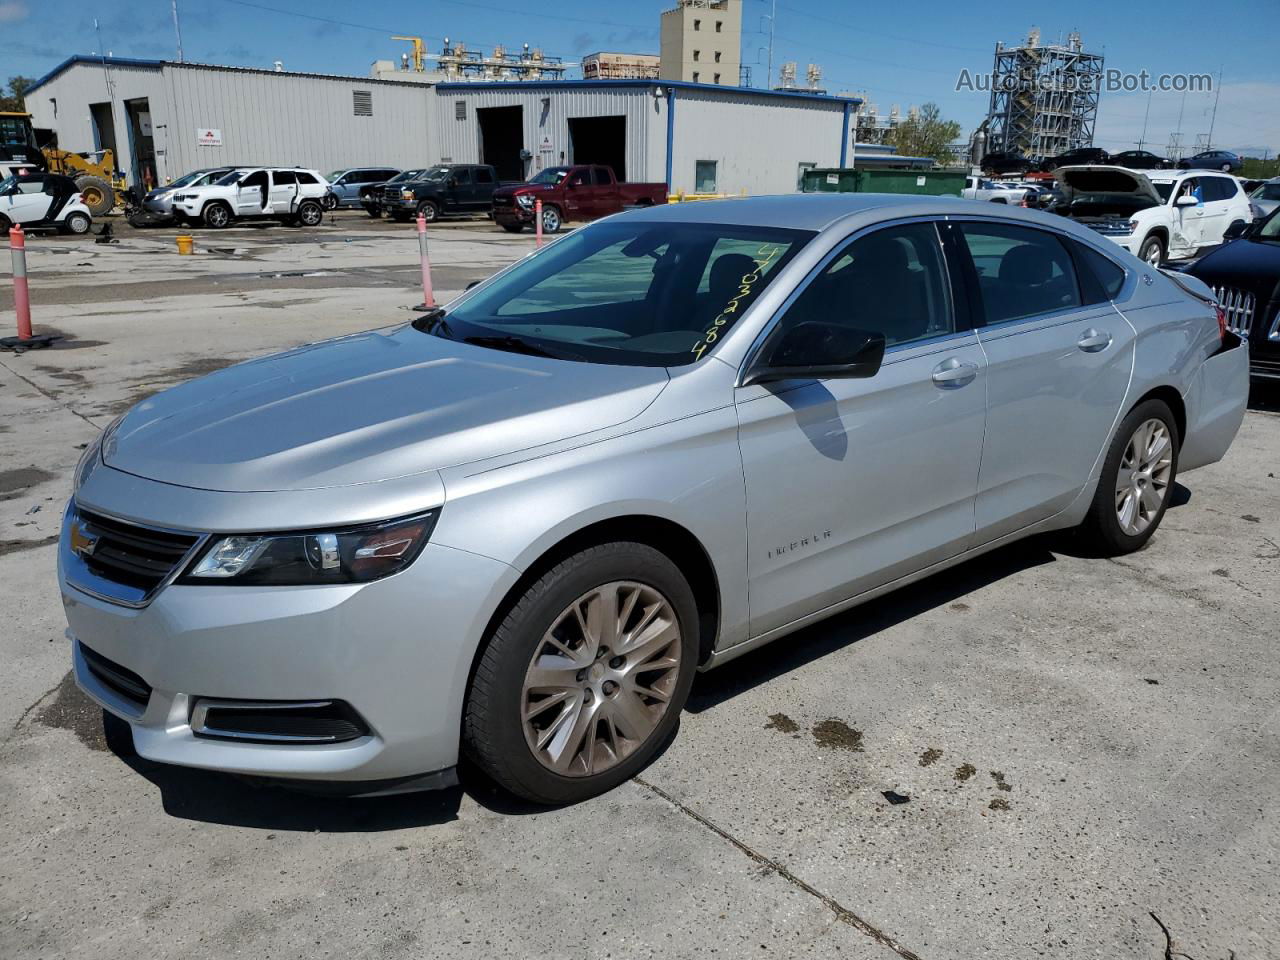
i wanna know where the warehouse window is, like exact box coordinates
[716,20,722,32]
[455,100,467,120]
[693,18,700,29]
[692,71,700,82]
[693,50,700,61]
[714,73,721,84]
[714,51,721,63]
[353,90,373,116]
[695,160,717,193]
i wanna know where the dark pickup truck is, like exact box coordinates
[491,165,668,234]
[379,163,509,223]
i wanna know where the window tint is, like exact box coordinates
[568,169,589,186]
[272,170,297,185]
[959,222,1081,323]
[1205,177,1238,201]
[592,167,613,185]
[474,167,494,184]
[240,170,268,188]
[451,167,472,185]
[16,179,44,194]
[773,222,953,349]
[295,172,318,185]
[1074,242,1126,302]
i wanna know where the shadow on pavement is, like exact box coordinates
[1249,380,1279,414]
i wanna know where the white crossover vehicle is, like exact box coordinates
[170,167,329,229]
[1055,165,1253,265]
[0,172,93,234]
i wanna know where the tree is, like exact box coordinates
[885,102,962,165]
[0,76,35,113]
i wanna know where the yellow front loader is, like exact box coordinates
[1,111,125,216]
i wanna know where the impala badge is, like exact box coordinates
[69,521,99,559]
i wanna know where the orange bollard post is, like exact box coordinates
[535,198,543,249]
[10,225,31,340]
[416,212,436,309]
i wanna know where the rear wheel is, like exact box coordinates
[63,211,92,235]
[297,199,324,227]
[464,542,698,805]
[202,201,232,229]
[74,175,114,217]
[1137,235,1165,266]
[1221,163,1232,172]
[1078,399,1179,555]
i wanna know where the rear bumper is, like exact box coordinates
[1180,335,1250,472]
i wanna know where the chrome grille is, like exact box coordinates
[1213,286,1256,337]
[65,507,204,607]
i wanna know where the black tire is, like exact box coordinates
[297,199,323,227]
[416,200,440,223]
[1221,163,1231,172]
[202,201,232,229]
[0,213,11,233]
[464,542,699,805]
[324,193,339,211]
[1137,234,1165,266]
[501,222,525,233]
[63,211,92,235]
[74,174,114,217]
[1077,399,1180,555]
[365,206,382,219]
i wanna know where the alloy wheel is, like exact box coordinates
[542,207,561,233]
[520,581,682,777]
[1114,418,1173,536]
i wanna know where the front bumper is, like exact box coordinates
[144,194,175,215]
[59,501,518,788]
[493,203,534,225]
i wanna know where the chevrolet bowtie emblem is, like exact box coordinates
[69,521,98,558]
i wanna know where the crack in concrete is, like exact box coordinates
[5,678,64,744]
[1149,910,1237,960]
[1105,557,1266,633]
[634,776,924,960]
[0,356,102,430]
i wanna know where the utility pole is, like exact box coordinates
[172,0,185,62]
[1136,89,1152,151]
[767,0,776,89]
[1206,67,1223,150]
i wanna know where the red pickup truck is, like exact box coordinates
[491,165,668,234]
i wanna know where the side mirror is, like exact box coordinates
[743,322,886,387]
[1223,220,1251,241]
[1175,194,1199,206]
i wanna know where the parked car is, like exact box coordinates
[0,171,92,234]
[380,164,507,223]
[1178,150,1244,173]
[1040,147,1110,172]
[1110,150,1172,171]
[961,176,1030,204]
[491,165,668,233]
[60,195,1248,804]
[141,167,237,223]
[1053,165,1253,265]
[1249,177,1280,220]
[323,167,400,210]
[1186,206,1280,381]
[170,167,329,228]
[360,168,431,218]
[979,151,1035,175]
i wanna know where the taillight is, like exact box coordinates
[1215,304,1227,341]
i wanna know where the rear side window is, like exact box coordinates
[1073,242,1126,302]
[295,172,318,185]
[1204,177,1238,201]
[959,222,1081,323]
[474,167,494,184]
[593,167,613,185]
[272,170,296,186]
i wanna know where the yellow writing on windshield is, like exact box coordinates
[691,243,786,360]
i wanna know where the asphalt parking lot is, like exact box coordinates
[1,212,1277,960]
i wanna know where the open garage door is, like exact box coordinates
[478,106,524,182]
[568,116,626,181]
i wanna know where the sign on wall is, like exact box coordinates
[539,134,554,152]
[196,128,223,147]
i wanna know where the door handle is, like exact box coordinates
[931,357,979,387]
[1077,328,1112,352]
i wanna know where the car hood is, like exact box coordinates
[1187,237,1280,293]
[103,326,669,493]
[1055,165,1162,204]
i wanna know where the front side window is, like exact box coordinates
[768,222,953,351]
[436,221,813,366]
[240,170,268,188]
[216,170,247,186]
[959,222,1081,323]
[567,169,589,187]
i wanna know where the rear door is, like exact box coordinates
[269,170,297,213]
[0,175,53,223]
[950,220,1135,542]
[472,166,497,209]
[1197,176,1236,242]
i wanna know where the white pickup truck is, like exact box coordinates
[961,176,1030,204]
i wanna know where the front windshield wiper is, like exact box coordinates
[411,307,456,337]
[461,334,582,362]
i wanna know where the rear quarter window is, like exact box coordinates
[1073,242,1126,302]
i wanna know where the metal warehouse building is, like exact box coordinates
[25,57,860,196]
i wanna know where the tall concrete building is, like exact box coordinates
[659,0,742,86]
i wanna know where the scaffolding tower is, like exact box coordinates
[985,28,1104,162]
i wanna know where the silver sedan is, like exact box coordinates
[60,195,1249,804]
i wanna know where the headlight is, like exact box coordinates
[179,511,438,586]
[1127,220,1139,234]
[402,189,415,200]
[516,194,535,208]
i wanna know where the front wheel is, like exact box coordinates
[1078,399,1179,555]
[1137,235,1165,266]
[417,200,439,223]
[540,204,562,234]
[202,201,232,228]
[297,199,323,227]
[0,213,11,233]
[500,222,525,233]
[63,212,92,235]
[464,542,698,805]
[365,206,382,219]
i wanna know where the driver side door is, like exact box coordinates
[235,170,270,215]
[0,177,52,223]
[734,220,987,638]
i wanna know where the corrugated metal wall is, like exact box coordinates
[670,90,845,195]
[161,65,436,175]
[435,86,654,182]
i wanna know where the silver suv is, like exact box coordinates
[61,196,1249,803]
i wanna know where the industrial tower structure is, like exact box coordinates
[984,29,1104,162]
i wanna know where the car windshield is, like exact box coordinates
[168,170,215,189]
[428,220,814,366]
[325,170,345,182]
[215,170,246,186]
[1252,183,1280,201]
[420,166,452,181]
[390,169,426,183]
[530,167,570,185]
[1257,208,1280,241]
[0,175,16,192]
[0,116,35,147]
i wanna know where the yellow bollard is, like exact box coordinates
[175,235,194,255]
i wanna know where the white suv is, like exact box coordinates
[171,167,329,229]
[1056,165,1253,265]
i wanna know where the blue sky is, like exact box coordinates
[4,0,1277,154]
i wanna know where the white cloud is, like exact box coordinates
[1094,81,1280,158]
[0,1,29,23]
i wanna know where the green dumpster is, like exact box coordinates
[801,167,966,197]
